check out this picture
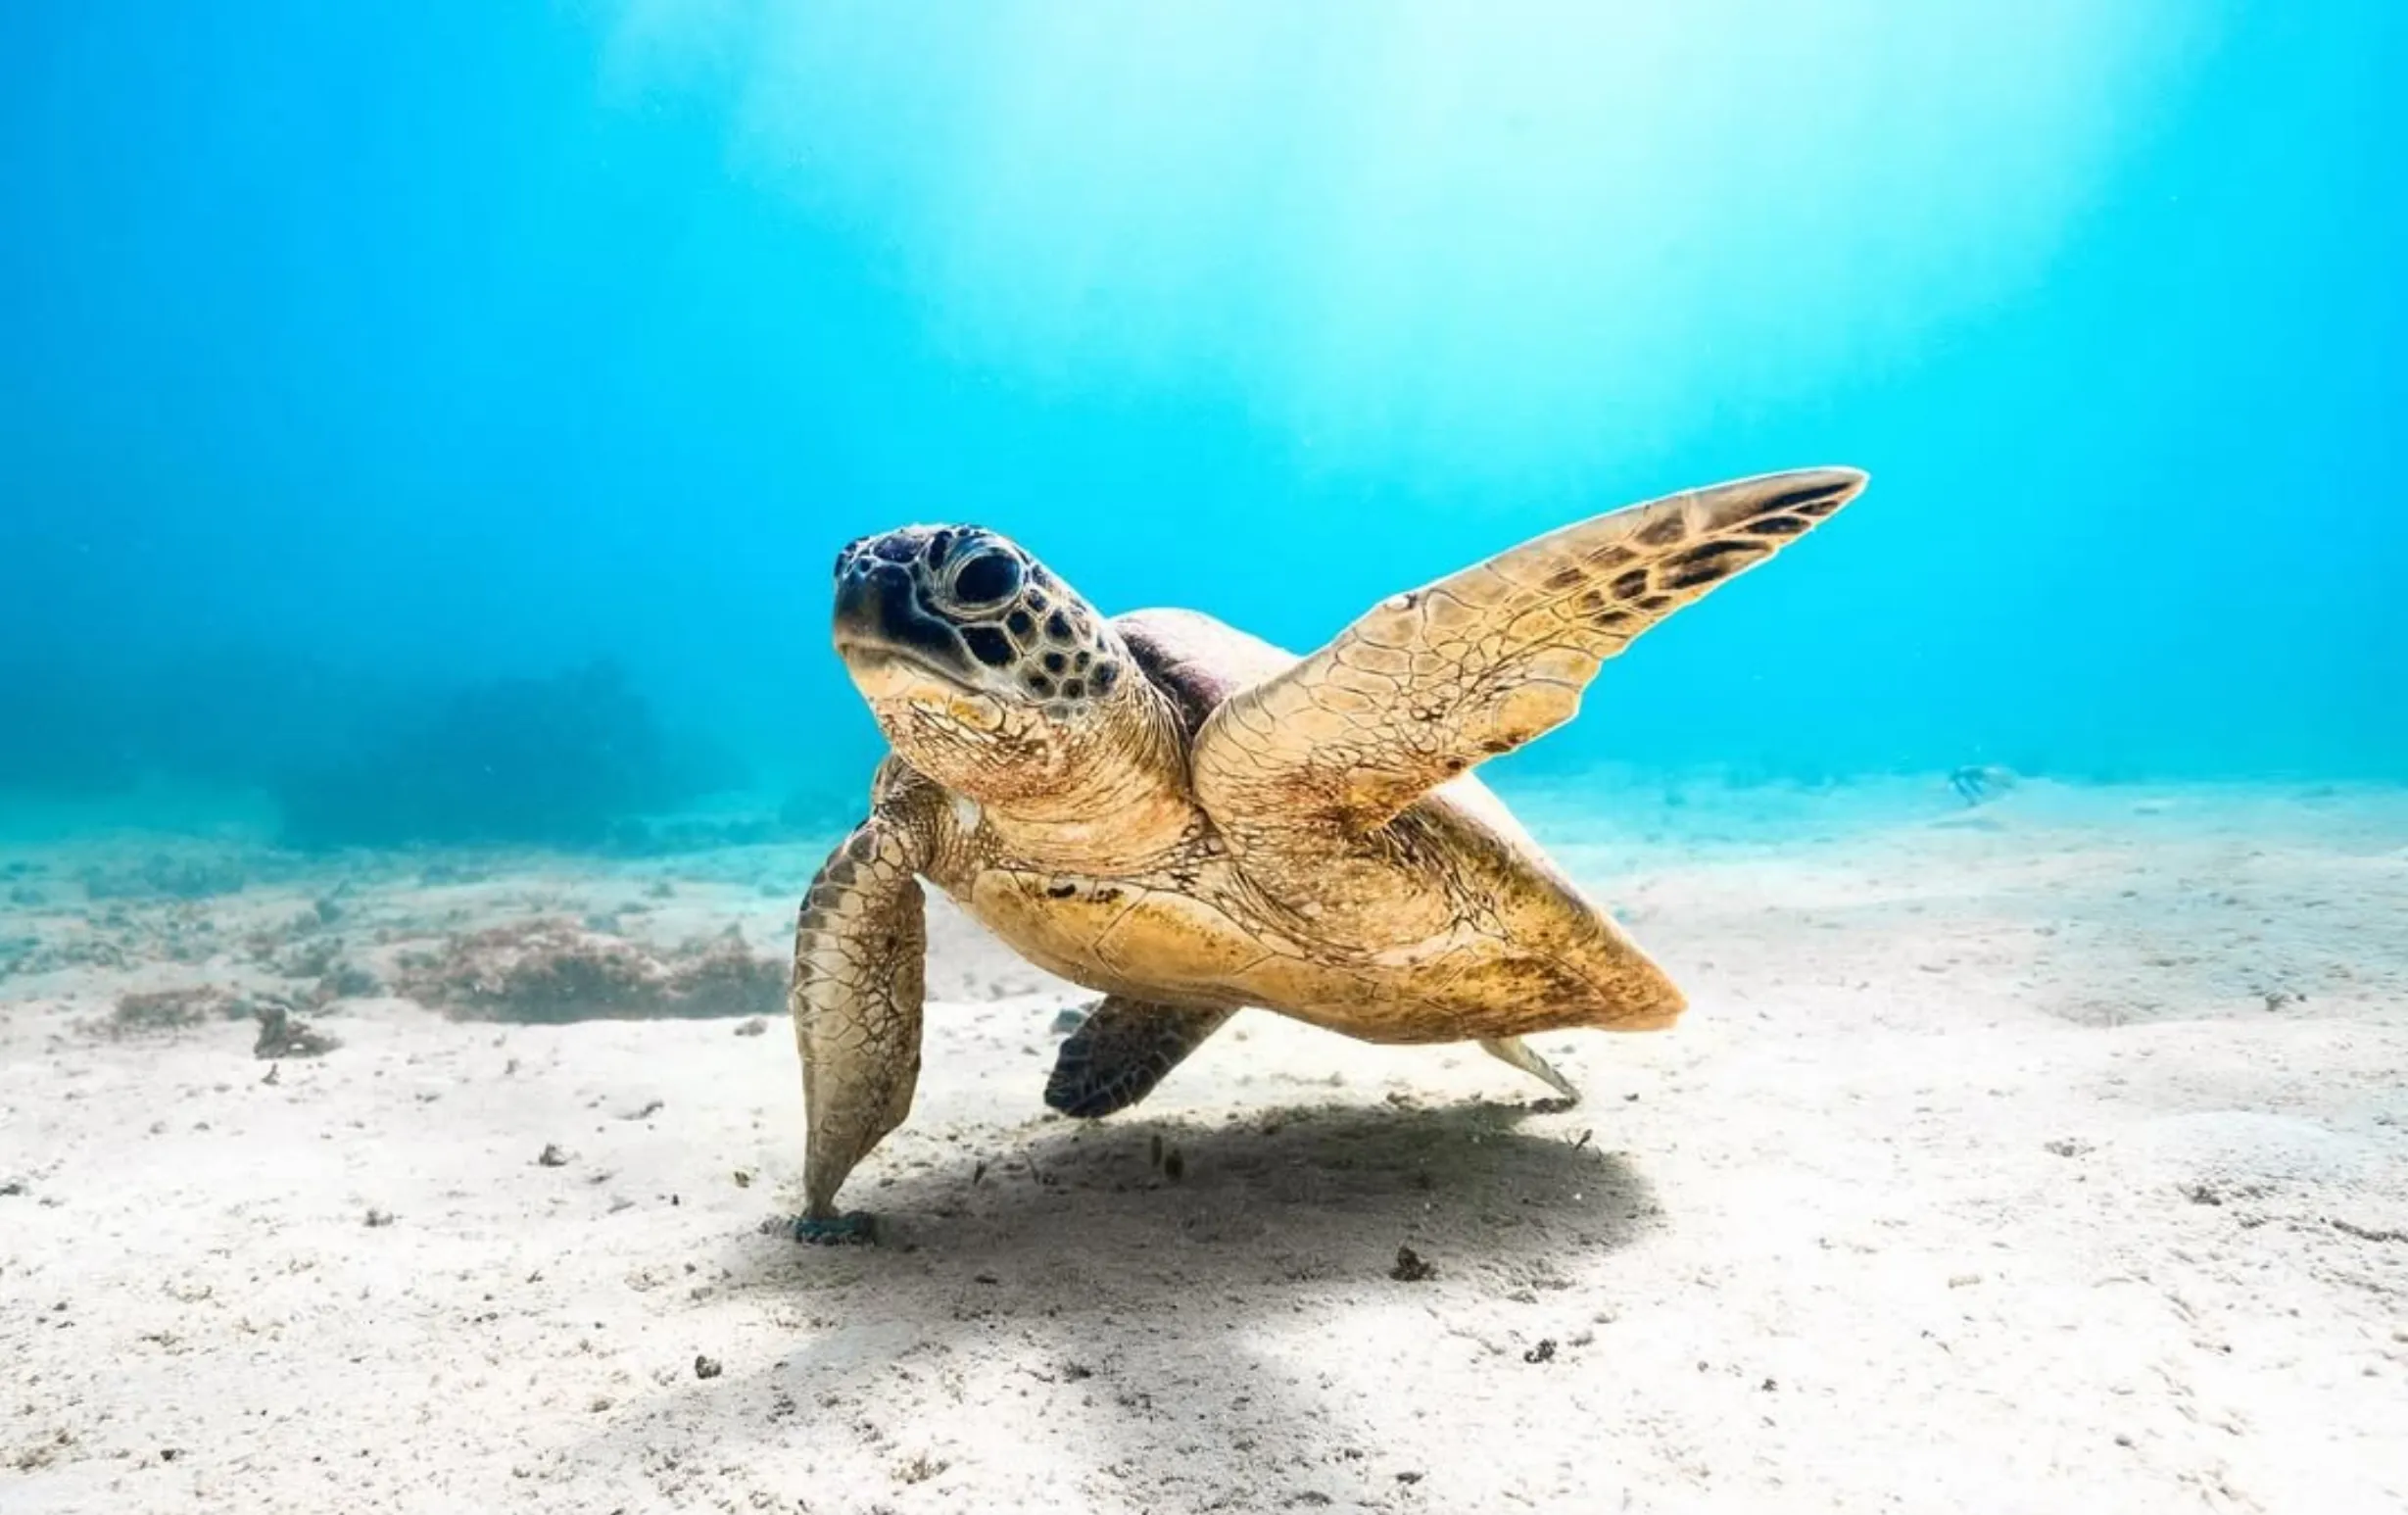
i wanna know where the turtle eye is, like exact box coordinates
[950,549,1023,607]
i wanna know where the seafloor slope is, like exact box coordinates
[2,777,2403,1514]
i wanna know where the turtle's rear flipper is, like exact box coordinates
[1044,997,1236,1118]
[790,813,930,1242]
[1479,1036,1581,1106]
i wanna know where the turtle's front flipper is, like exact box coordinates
[1044,997,1237,1118]
[1190,467,1868,840]
[789,813,930,1245]
[1478,1036,1580,1106]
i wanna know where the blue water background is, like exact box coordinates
[3,3,2401,846]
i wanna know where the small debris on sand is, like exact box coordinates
[254,1003,341,1059]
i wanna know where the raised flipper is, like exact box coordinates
[1479,1036,1580,1105]
[1190,467,1867,841]
[788,813,929,1244]
[1043,996,1237,1118]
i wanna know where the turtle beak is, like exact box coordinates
[831,551,974,683]
[830,557,889,643]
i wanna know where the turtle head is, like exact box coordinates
[830,524,1143,805]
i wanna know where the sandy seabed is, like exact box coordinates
[2,775,2405,1515]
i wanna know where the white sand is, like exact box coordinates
[3,777,2405,1514]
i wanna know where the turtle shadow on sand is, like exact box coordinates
[579,1099,1660,1509]
[819,1096,1657,1266]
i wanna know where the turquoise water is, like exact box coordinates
[3,4,2401,850]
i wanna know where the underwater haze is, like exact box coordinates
[3,1,2403,850]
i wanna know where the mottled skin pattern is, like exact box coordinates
[789,468,1869,1241]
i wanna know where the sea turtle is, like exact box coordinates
[788,465,1868,1241]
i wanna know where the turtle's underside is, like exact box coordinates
[788,465,1869,1240]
